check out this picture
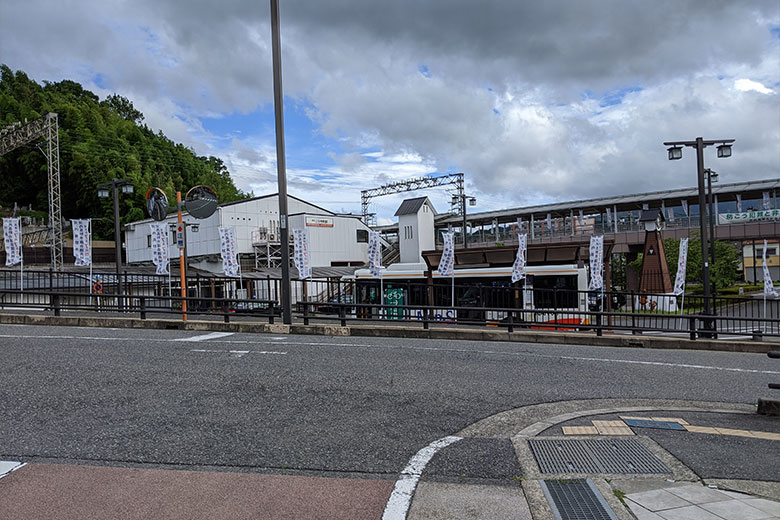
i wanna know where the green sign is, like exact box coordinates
[384,288,404,320]
[718,209,780,225]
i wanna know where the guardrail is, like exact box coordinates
[1,274,779,340]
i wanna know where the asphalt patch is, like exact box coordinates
[421,437,523,485]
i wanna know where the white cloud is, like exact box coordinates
[1,0,778,221]
[735,79,775,95]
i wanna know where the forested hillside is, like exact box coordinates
[0,65,249,239]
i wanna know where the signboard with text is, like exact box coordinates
[718,210,780,225]
[305,216,334,227]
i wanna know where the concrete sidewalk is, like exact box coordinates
[406,399,780,519]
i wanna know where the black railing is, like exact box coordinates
[1,269,779,340]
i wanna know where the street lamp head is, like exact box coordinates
[469,197,477,206]
[717,144,732,158]
[121,183,134,194]
[667,146,683,160]
[97,188,110,198]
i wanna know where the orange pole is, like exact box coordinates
[177,191,187,321]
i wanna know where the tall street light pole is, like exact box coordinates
[98,178,134,311]
[270,0,292,324]
[664,138,733,338]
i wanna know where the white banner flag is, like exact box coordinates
[736,194,742,213]
[681,200,688,217]
[219,227,240,277]
[589,235,604,291]
[763,239,778,297]
[642,203,649,210]
[293,228,312,280]
[512,234,527,282]
[673,238,688,296]
[545,213,552,231]
[667,207,675,222]
[2,217,22,267]
[437,231,455,277]
[578,210,584,227]
[763,191,771,210]
[606,207,612,225]
[71,219,92,267]
[367,231,383,278]
[149,223,169,275]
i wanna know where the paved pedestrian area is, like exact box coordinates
[625,483,780,520]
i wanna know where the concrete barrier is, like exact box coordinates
[0,313,773,354]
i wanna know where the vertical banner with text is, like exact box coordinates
[149,223,170,275]
[71,219,92,267]
[219,227,240,277]
[512,233,527,282]
[673,238,688,296]
[293,228,312,280]
[437,231,455,277]
[2,217,22,266]
[367,231,383,278]
[588,235,604,291]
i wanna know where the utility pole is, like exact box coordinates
[271,0,292,324]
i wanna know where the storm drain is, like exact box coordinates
[540,478,618,520]
[529,439,670,475]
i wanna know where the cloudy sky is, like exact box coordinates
[2,1,779,223]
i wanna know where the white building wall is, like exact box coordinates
[398,200,436,263]
[289,214,370,266]
[398,213,419,263]
[418,202,435,253]
[126,194,373,271]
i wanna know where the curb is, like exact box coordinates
[0,313,774,353]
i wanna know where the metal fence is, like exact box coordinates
[1,269,778,340]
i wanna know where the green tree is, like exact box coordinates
[0,65,249,238]
[630,235,741,291]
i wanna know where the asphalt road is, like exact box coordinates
[0,323,775,477]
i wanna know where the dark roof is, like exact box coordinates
[395,197,432,216]
[639,208,665,222]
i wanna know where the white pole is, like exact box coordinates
[451,275,455,309]
[380,277,384,320]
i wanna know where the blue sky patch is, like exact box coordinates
[418,65,431,78]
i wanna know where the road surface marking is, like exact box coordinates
[382,436,462,520]
[173,332,235,342]
[0,461,25,479]
[0,333,776,375]
[190,349,287,356]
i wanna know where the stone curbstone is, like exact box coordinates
[0,312,773,353]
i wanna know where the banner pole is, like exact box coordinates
[177,192,187,322]
[20,218,24,293]
[89,219,93,294]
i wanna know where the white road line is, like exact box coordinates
[1,333,776,375]
[190,349,287,355]
[382,436,462,520]
[173,332,235,342]
[0,461,25,479]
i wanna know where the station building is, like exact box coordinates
[125,193,376,276]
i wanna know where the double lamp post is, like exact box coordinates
[664,137,733,336]
[97,178,134,308]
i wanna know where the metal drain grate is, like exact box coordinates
[529,439,671,475]
[540,478,618,520]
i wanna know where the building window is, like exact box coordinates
[357,229,368,243]
[147,235,151,248]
